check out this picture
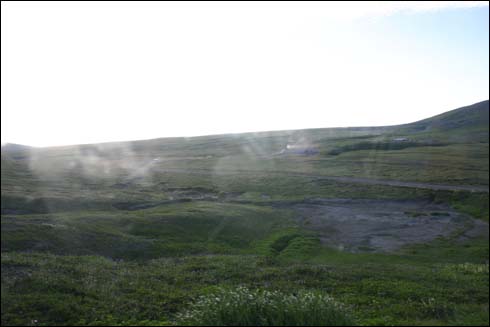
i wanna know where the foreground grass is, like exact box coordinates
[2,235,489,326]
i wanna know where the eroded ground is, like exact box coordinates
[292,199,486,252]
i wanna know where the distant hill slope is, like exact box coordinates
[396,100,489,141]
[0,143,33,153]
[2,101,488,158]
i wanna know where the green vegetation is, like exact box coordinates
[438,191,490,222]
[1,101,488,326]
[327,140,447,155]
[1,202,295,259]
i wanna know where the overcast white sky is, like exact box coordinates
[1,1,489,147]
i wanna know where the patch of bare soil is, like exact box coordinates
[292,199,485,253]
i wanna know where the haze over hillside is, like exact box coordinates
[2,100,488,215]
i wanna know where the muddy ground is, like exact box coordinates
[291,199,488,253]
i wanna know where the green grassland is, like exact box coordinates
[1,101,489,326]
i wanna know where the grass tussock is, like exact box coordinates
[176,286,354,326]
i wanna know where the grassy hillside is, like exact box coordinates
[1,101,489,326]
[398,100,489,137]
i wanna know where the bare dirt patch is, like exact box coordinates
[292,199,484,253]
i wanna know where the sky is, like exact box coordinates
[1,1,489,147]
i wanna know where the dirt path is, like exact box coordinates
[155,168,489,193]
[310,175,489,193]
